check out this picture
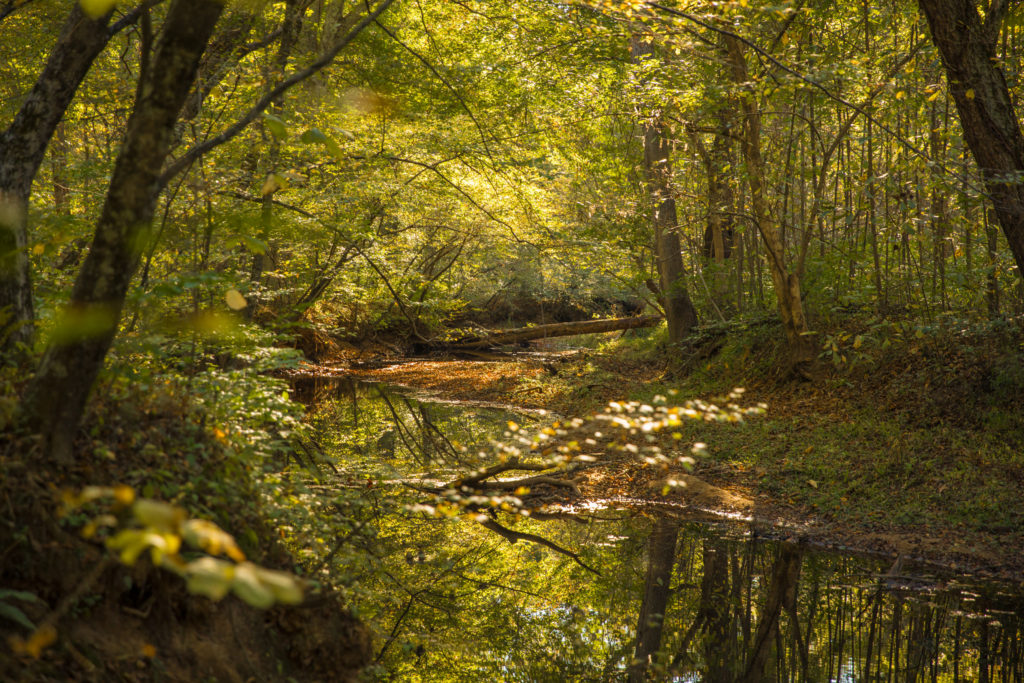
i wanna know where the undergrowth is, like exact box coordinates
[0,331,371,680]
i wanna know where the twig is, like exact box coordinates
[158,0,397,188]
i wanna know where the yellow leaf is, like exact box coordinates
[807,479,819,489]
[141,643,157,658]
[31,244,45,255]
[132,500,184,531]
[182,519,245,561]
[965,89,975,100]
[8,624,57,658]
[113,485,135,506]
[225,289,247,310]
[79,0,117,19]
[927,90,941,102]
[260,174,281,196]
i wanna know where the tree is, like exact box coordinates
[23,0,226,460]
[723,34,816,372]
[631,35,699,343]
[21,0,396,460]
[0,4,118,351]
[918,0,1024,280]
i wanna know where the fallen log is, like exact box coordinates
[436,314,663,349]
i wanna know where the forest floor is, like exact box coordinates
[337,316,1024,581]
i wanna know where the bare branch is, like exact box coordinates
[480,517,600,575]
[450,458,553,489]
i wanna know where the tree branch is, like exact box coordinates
[644,1,984,195]
[450,458,554,489]
[158,0,398,188]
[480,517,600,575]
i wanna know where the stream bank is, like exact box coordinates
[287,364,1024,680]
[303,315,1024,581]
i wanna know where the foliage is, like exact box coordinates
[0,590,41,632]
[61,486,304,609]
[5,0,1024,677]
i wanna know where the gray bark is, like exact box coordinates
[631,36,699,344]
[918,0,1024,278]
[0,6,113,350]
[23,0,225,460]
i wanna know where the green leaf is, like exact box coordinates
[253,566,303,605]
[240,236,268,254]
[0,603,35,631]
[231,563,275,608]
[1007,7,1024,29]
[324,137,345,161]
[184,557,234,601]
[263,113,288,140]
[0,589,41,603]
[300,128,328,144]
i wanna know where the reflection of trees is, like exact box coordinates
[741,545,802,683]
[293,376,515,469]
[620,526,1024,682]
[629,519,680,682]
[693,539,741,682]
[295,382,1024,679]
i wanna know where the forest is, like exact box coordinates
[2,0,1024,679]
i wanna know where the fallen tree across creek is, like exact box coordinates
[432,314,663,349]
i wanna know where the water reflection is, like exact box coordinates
[628,521,1024,682]
[292,376,1024,682]
[291,375,533,474]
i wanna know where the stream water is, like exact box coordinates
[290,374,1024,682]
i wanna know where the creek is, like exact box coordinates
[290,374,1024,681]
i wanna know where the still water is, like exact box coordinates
[290,375,1024,682]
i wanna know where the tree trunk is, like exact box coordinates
[628,519,679,682]
[22,0,224,461]
[250,0,309,317]
[742,545,802,683]
[724,35,816,373]
[692,104,735,310]
[631,36,698,343]
[918,0,1024,279]
[0,6,113,351]
[438,314,662,349]
[699,541,736,683]
[707,122,735,304]
[986,208,1000,317]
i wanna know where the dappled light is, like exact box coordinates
[3,0,1024,678]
